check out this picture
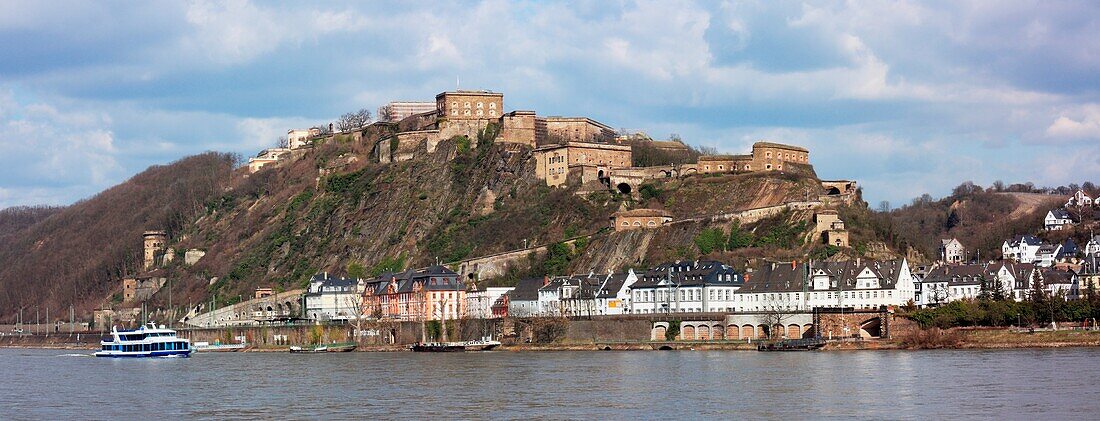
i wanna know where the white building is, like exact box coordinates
[465,287,513,319]
[287,127,321,149]
[734,259,915,312]
[628,261,744,314]
[1084,235,1100,257]
[247,148,291,173]
[1035,244,1064,267]
[1002,235,1043,263]
[304,273,364,322]
[918,263,1017,306]
[1066,190,1094,207]
[592,271,638,316]
[377,101,438,122]
[1045,209,1075,230]
[940,238,965,263]
[505,278,545,317]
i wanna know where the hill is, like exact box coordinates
[838,189,1068,263]
[0,153,235,317]
[0,131,848,321]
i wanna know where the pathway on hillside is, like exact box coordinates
[997,192,1067,220]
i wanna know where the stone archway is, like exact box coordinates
[802,324,814,338]
[741,325,754,339]
[697,325,710,340]
[712,324,724,340]
[859,317,882,338]
[827,187,842,195]
[726,325,739,339]
[617,183,632,195]
[786,324,801,339]
[682,325,695,340]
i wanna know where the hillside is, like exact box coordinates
[0,131,847,321]
[0,153,235,318]
[839,190,1068,263]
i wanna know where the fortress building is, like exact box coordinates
[697,142,810,174]
[437,91,504,120]
[534,142,633,187]
[143,230,167,270]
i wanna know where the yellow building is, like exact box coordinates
[436,90,503,120]
[534,142,633,187]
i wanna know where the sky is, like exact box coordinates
[1,0,1098,209]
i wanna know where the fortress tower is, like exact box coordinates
[143,230,167,270]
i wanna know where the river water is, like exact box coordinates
[1,347,1098,420]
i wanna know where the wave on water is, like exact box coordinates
[56,353,93,357]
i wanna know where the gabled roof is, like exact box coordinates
[738,259,907,293]
[1036,244,1062,256]
[1048,209,1073,220]
[753,141,808,152]
[1005,235,1042,247]
[1040,268,1075,285]
[507,278,546,301]
[632,260,742,289]
[922,263,999,286]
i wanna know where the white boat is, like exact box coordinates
[94,323,192,358]
[193,341,247,352]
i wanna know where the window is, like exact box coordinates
[490,110,497,116]
[464,110,470,116]
[451,101,457,107]
[477,102,484,108]
[464,102,471,108]
[477,109,483,116]
[490,102,496,109]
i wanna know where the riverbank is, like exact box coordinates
[6,329,1100,352]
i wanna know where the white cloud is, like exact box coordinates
[1046,104,1100,140]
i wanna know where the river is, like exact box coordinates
[1,347,1097,419]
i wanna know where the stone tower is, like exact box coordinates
[143,230,167,270]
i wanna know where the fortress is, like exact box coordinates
[270,89,853,200]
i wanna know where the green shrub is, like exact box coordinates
[694,228,726,254]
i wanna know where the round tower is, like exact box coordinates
[143,230,167,270]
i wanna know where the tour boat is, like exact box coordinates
[193,340,247,352]
[410,337,501,352]
[757,337,826,352]
[95,323,192,358]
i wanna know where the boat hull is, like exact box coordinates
[94,350,192,358]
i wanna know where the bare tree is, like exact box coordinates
[336,108,372,132]
[342,284,366,344]
[927,283,949,306]
[758,310,795,339]
[277,136,289,149]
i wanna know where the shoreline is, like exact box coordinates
[6,334,1100,353]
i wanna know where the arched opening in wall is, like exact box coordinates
[802,324,814,338]
[835,239,843,247]
[786,324,801,339]
[652,326,667,340]
[697,325,710,340]
[682,325,695,340]
[741,325,754,339]
[859,317,882,338]
[597,169,605,179]
[827,187,842,195]
[712,324,724,340]
[660,170,671,178]
[617,183,632,195]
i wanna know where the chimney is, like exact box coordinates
[543,276,550,287]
